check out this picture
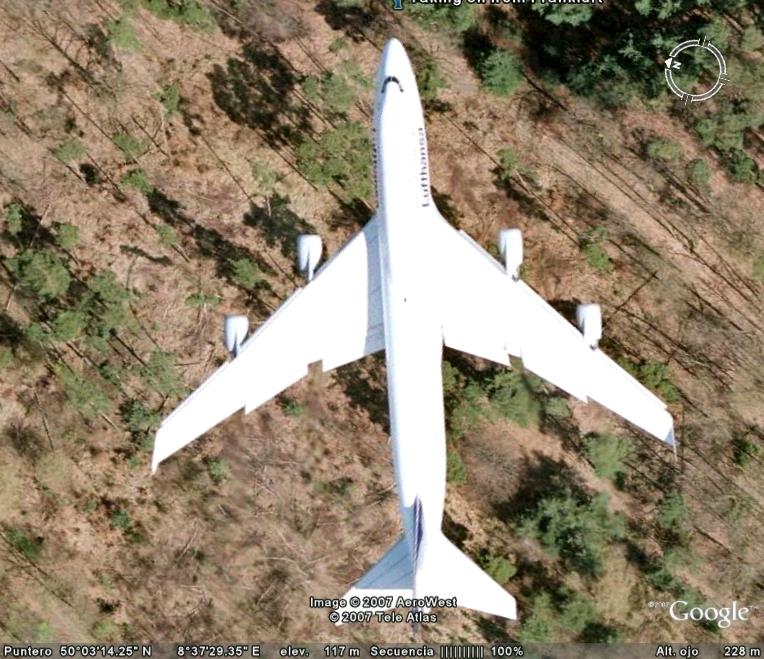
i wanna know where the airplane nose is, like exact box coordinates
[378,38,414,92]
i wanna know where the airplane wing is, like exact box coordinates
[151,218,384,472]
[433,217,675,446]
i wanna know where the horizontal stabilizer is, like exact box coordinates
[335,536,413,624]
[416,533,517,620]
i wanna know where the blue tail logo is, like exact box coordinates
[413,497,424,563]
[392,0,403,10]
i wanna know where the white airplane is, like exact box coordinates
[152,39,675,623]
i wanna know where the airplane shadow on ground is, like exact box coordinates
[208,43,310,149]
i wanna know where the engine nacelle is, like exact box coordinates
[576,304,602,349]
[224,314,249,358]
[297,234,323,281]
[498,229,523,279]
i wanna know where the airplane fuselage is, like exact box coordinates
[374,43,446,580]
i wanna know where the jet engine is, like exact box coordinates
[498,229,523,279]
[297,234,323,281]
[224,314,249,358]
[576,304,602,349]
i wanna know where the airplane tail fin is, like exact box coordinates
[334,535,413,624]
[415,532,517,620]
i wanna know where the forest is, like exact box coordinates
[0,0,762,644]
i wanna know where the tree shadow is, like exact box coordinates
[0,312,24,347]
[328,197,370,232]
[208,43,310,148]
[243,194,315,259]
[442,511,470,550]
[491,453,588,525]
[1,202,55,247]
[119,244,172,266]
[462,26,494,73]
[432,188,461,229]
[314,0,380,42]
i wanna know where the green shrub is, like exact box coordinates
[496,148,519,182]
[581,621,622,643]
[86,270,135,335]
[646,138,682,163]
[8,528,42,560]
[24,322,50,347]
[0,347,12,369]
[579,226,613,273]
[296,121,372,200]
[140,0,217,32]
[725,148,758,184]
[447,381,488,440]
[520,592,555,642]
[408,3,477,34]
[532,3,593,25]
[656,492,689,535]
[280,398,305,417]
[479,553,516,585]
[753,254,764,282]
[33,621,53,642]
[478,50,523,97]
[521,590,601,642]
[112,132,145,161]
[618,357,679,403]
[155,83,180,115]
[206,457,228,484]
[733,433,761,467]
[416,57,447,104]
[155,224,179,248]
[140,350,183,397]
[7,249,71,300]
[686,158,711,189]
[250,161,281,198]
[53,222,80,250]
[520,489,625,577]
[487,369,542,428]
[543,396,570,420]
[53,138,87,163]
[446,447,467,484]
[582,434,632,481]
[303,71,357,117]
[557,591,599,634]
[227,257,262,290]
[51,310,87,342]
[110,509,132,530]
[741,26,763,51]
[121,168,153,194]
[185,292,220,308]
[584,243,613,272]
[54,365,111,419]
[91,619,118,641]
[4,202,23,236]
[328,37,348,53]
[121,400,160,435]
[108,16,140,52]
